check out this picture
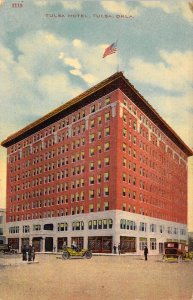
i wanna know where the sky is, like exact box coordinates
[0,0,193,229]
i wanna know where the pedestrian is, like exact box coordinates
[113,244,117,254]
[28,245,32,262]
[118,243,121,255]
[31,245,35,262]
[22,244,27,261]
[144,245,148,261]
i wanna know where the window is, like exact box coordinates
[123,158,126,167]
[98,131,102,140]
[123,128,127,137]
[105,127,110,136]
[90,133,95,143]
[90,162,94,171]
[88,221,92,230]
[150,238,156,250]
[90,119,95,128]
[89,204,94,212]
[139,238,147,250]
[89,176,94,185]
[104,157,110,166]
[89,190,95,199]
[91,105,95,113]
[139,222,147,232]
[122,187,126,196]
[104,172,109,181]
[122,203,126,211]
[104,202,109,211]
[103,219,108,229]
[98,145,102,153]
[150,224,156,233]
[90,148,95,157]
[58,222,68,231]
[104,187,109,196]
[98,160,101,168]
[104,142,110,151]
[105,98,110,105]
[98,116,102,125]
[105,112,110,122]
[97,174,101,183]
[122,143,126,152]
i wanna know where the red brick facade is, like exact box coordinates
[2,72,192,227]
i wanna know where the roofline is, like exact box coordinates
[1,71,193,156]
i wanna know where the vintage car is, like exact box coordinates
[163,242,193,262]
[62,246,92,259]
[0,244,17,254]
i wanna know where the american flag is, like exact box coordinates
[103,42,117,58]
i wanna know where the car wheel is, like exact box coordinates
[84,251,92,259]
[62,252,70,260]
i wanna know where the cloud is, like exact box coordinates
[101,0,140,16]
[63,57,82,69]
[37,72,82,101]
[34,0,82,9]
[72,39,84,49]
[140,1,193,23]
[61,0,82,10]
[129,50,193,91]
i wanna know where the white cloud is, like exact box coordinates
[129,50,193,91]
[101,0,140,16]
[140,1,193,23]
[72,39,84,48]
[63,57,81,69]
[61,0,81,10]
[34,0,82,9]
[37,72,82,101]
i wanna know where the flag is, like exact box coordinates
[103,42,117,58]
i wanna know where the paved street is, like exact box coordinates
[0,254,193,300]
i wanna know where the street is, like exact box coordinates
[0,254,193,300]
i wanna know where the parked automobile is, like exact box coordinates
[163,242,193,262]
[62,246,92,259]
[0,244,17,254]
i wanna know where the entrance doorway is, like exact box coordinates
[159,243,164,254]
[32,237,42,252]
[45,237,53,252]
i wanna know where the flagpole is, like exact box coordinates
[116,39,119,73]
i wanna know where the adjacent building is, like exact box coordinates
[1,72,192,254]
[0,208,6,244]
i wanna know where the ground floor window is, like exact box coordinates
[8,238,19,250]
[88,236,112,253]
[57,237,67,252]
[139,237,147,250]
[150,238,156,250]
[71,237,84,249]
[120,236,136,253]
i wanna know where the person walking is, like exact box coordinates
[22,244,27,261]
[28,245,32,262]
[31,245,35,262]
[113,244,117,254]
[144,245,148,261]
[118,243,121,255]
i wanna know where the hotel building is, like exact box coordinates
[1,72,192,254]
